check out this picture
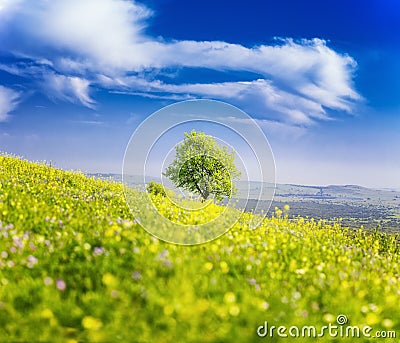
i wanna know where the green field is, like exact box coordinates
[0,155,399,342]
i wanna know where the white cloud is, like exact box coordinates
[255,119,307,139]
[0,0,362,125]
[108,78,331,125]
[7,0,153,71]
[0,86,20,121]
[0,0,13,11]
[0,0,22,16]
[75,120,105,126]
[209,115,307,139]
[44,74,95,109]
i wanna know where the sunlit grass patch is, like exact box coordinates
[0,154,399,342]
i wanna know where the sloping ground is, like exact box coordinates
[0,155,399,342]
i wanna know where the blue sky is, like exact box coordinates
[0,0,399,188]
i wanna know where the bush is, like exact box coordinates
[146,181,166,197]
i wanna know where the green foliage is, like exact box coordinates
[0,155,399,342]
[164,130,241,201]
[146,181,166,197]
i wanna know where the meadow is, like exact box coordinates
[0,154,399,342]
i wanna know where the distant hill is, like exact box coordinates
[88,173,400,204]
[88,173,400,232]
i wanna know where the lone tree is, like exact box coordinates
[164,130,241,201]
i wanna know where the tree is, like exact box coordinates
[146,181,166,197]
[164,130,241,201]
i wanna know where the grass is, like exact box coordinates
[0,154,399,342]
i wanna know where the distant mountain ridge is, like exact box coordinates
[87,173,400,203]
[87,173,400,232]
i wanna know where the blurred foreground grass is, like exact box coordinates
[0,155,399,342]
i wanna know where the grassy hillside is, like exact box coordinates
[0,155,399,342]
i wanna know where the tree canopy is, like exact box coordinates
[164,130,241,201]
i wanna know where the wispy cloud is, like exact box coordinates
[0,0,362,125]
[74,120,105,126]
[110,90,193,101]
[109,78,334,125]
[0,85,20,121]
[43,74,95,109]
